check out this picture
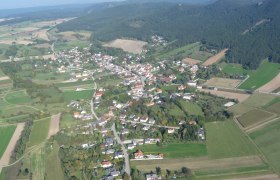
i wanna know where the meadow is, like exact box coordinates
[220,62,248,76]
[206,120,258,158]
[27,118,50,147]
[63,89,93,101]
[5,90,32,104]
[179,100,203,116]
[237,109,275,128]
[239,61,280,90]
[139,143,207,159]
[0,125,16,158]
[249,119,280,174]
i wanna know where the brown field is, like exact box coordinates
[228,174,280,180]
[182,57,201,65]
[58,31,91,41]
[32,29,49,41]
[266,102,280,114]
[104,39,147,54]
[131,155,263,171]
[202,49,228,66]
[237,109,276,128]
[0,39,33,45]
[34,43,51,49]
[199,89,250,102]
[0,123,25,168]
[204,77,242,89]
[257,73,280,93]
[48,113,61,139]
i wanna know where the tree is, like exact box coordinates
[181,167,192,177]
[156,167,161,175]
[123,172,130,180]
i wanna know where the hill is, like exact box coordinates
[57,0,280,69]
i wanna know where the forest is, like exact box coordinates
[58,0,280,69]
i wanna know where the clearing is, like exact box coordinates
[238,61,280,90]
[199,89,250,102]
[104,39,147,54]
[257,73,280,93]
[206,120,258,158]
[202,49,228,66]
[203,77,242,89]
[237,109,276,128]
[249,119,280,174]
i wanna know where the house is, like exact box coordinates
[189,120,197,125]
[121,129,129,135]
[127,144,135,150]
[114,151,124,159]
[96,91,104,98]
[187,80,197,87]
[143,126,150,131]
[73,112,81,119]
[178,85,186,91]
[156,88,163,94]
[224,102,235,107]
[140,116,149,123]
[106,149,115,155]
[146,173,161,180]
[149,119,155,125]
[146,101,155,107]
[183,94,192,100]
[134,150,145,159]
[101,161,112,168]
[168,128,175,134]
[110,171,121,177]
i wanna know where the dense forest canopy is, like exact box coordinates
[57,0,280,69]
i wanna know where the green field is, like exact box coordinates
[243,93,277,108]
[5,91,32,104]
[220,62,248,76]
[249,119,280,174]
[140,143,207,158]
[60,113,77,129]
[239,61,280,90]
[55,80,93,88]
[206,120,258,158]
[0,125,16,158]
[179,100,204,116]
[63,90,93,101]
[237,109,275,128]
[266,102,280,114]
[28,118,50,147]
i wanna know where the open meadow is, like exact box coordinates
[219,62,248,76]
[104,39,147,54]
[27,118,50,147]
[63,89,93,102]
[238,61,280,90]
[203,77,242,89]
[0,125,16,158]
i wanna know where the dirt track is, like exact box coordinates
[132,155,263,171]
[202,49,228,66]
[48,113,61,139]
[257,73,280,93]
[199,89,250,102]
[0,123,25,170]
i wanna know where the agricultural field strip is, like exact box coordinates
[257,73,280,93]
[202,49,228,66]
[227,174,280,180]
[203,77,242,89]
[246,117,280,133]
[0,123,25,170]
[131,155,264,171]
[47,113,61,139]
[198,89,250,102]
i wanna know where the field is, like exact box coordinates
[206,120,258,158]
[104,39,147,54]
[60,113,77,129]
[249,119,280,174]
[237,109,276,128]
[27,118,50,147]
[179,100,204,116]
[5,90,32,104]
[239,61,280,90]
[63,89,93,101]
[202,49,228,66]
[199,89,250,102]
[182,57,201,65]
[48,113,61,139]
[32,72,70,85]
[139,143,207,159]
[266,102,280,114]
[257,73,280,93]
[0,125,16,158]
[56,31,91,41]
[203,77,242,89]
[242,93,276,108]
[220,62,248,76]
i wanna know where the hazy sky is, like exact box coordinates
[0,0,122,9]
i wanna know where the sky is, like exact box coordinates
[0,0,122,9]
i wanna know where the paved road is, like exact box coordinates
[111,123,131,178]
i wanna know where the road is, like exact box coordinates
[111,123,131,178]
[124,120,180,129]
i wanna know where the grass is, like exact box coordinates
[179,100,204,116]
[239,61,280,90]
[243,93,277,108]
[140,143,207,159]
[45,141,64,180]
[0,125,16,158]
[266,102,280,114]
[27,118,50,147]
[55,80,93,88]
[5,91,32,104]
[63,89,93,102]
[220,62,248,76]
[237,109,275,128]
[249,119,280,174]
[206,120,258,158]
[60,113,77,129]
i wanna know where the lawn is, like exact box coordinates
[237,109,275,128]
[63,89,93,101]
[220,62,248,76]
[179,100,204,116]
[206,120,258,158]
[45,141,64,180]
[27,118,50,147]
[249,119,280,174]
[140,143,207,159]
[5,91,32,104]
[0,125,16,158]
[239,61,280,90]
